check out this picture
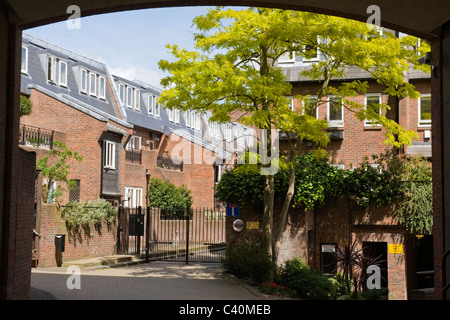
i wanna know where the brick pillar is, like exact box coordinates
[432,22,450,300]
[0,2,26,299]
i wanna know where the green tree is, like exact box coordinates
[158,7,427,272]
[20,95,32,116]
[37,141,83,203]
[147,177,193,217]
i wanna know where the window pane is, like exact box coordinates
[148,95,154,114]
[119,84,125,103]
[90,73,96,95]
[304,97,317,117]
[21,47,28,73]
[80,69,87,92]
[99,77,106,98]
[420,96,431,121]
[127,87,133,107]
[59,62,67,86]
[329,98,342,121]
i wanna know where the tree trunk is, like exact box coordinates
[273,146,296,265]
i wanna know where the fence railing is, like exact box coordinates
[19,124,54,149]
[117,207,226,263]
[125,149,142,164]
[157,155,183,171]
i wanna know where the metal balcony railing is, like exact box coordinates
[125,149,142,164]
[19,124,54,149]
[157,155,183,171]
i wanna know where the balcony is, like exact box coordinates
[157,154,183,171]
[19,124,54,149]
[125,148,142,164]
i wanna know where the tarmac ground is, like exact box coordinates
[29,260,266,301]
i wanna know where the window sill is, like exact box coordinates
[327,126,344,131]
[364,125,383,131]
[418,125,432,130]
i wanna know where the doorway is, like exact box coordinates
[363,242,388,289]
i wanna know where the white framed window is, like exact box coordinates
[418,94,431,126]
[124,187,143,208]
[103,141,116,170]
[327,96,344,127]
[209,120,220,138]
[148,95,154,115]
[287,96,294,111]
[195,113,201,131]
[80,68,88,93]
[278,51,295,64]
[364,93,382,126]
[126,136,141,151]
[302,95,318,118]
[98,76,106,99]
[185,111,191,128]
[89,73,97,96]
[167,107,174,122]
[119,83,125,105]
[225,123,233,141]
[126,86,133,108]
[47,56,57,83]
[330,164,345,170]
[174,109,180,124]
[134,89,140,110]
[154,101,161,117]
[59,61,68,87]
[21,46,28,74]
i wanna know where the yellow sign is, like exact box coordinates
[389,244,403,254]
[246,221,260,230]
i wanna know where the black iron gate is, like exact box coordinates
[117,207,226,263]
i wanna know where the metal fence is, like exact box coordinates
[117,207,226,264]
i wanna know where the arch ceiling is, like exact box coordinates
[6,0,448,40]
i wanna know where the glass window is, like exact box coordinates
[124,187,143,208]
[119,84,125,104]
[287,96,294,111]
[89,73,97,96]
[134,89,140,110]
[303,96,318,118]
[278,51,295,63]
[175,109,180,124]
[21,46,28,74]
[59,61,68,87]
[419,95,431,126]
[126,86,133,108]
[80,68,88,93]
[47,56,57,82]
[155,101,160,117]
[148,95,154,115]
[328,97,343,126]
[103,141,115,169]
[98,76,106,99]
[365,94,382,126]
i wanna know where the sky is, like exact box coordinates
[25,6,237,88]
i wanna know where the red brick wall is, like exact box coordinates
[37,203,117,267]
[227,197,409,300]
[21,89,132,204]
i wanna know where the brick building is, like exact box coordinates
[19,33,254,209]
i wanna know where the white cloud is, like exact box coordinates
[109,66,164,88]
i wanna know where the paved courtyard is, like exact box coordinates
[30,261,261,300]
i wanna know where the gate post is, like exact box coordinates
[136,206,142,258]
[145,207,150,263]
[116,206,122,254]
[185,209,190,265]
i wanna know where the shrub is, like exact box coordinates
[221,234,274,284]
[147,178,193,217]
[62,198,117,231]
[277,257,338,300]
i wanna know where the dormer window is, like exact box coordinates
[47,56,57,83]
[278,51,295,64]
[21,46,28,74]
[89,73,97,96]
[80,68,88,93]
[98,76,106,99]
[59,61,68,87]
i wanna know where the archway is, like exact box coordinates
[0,0,449,300]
